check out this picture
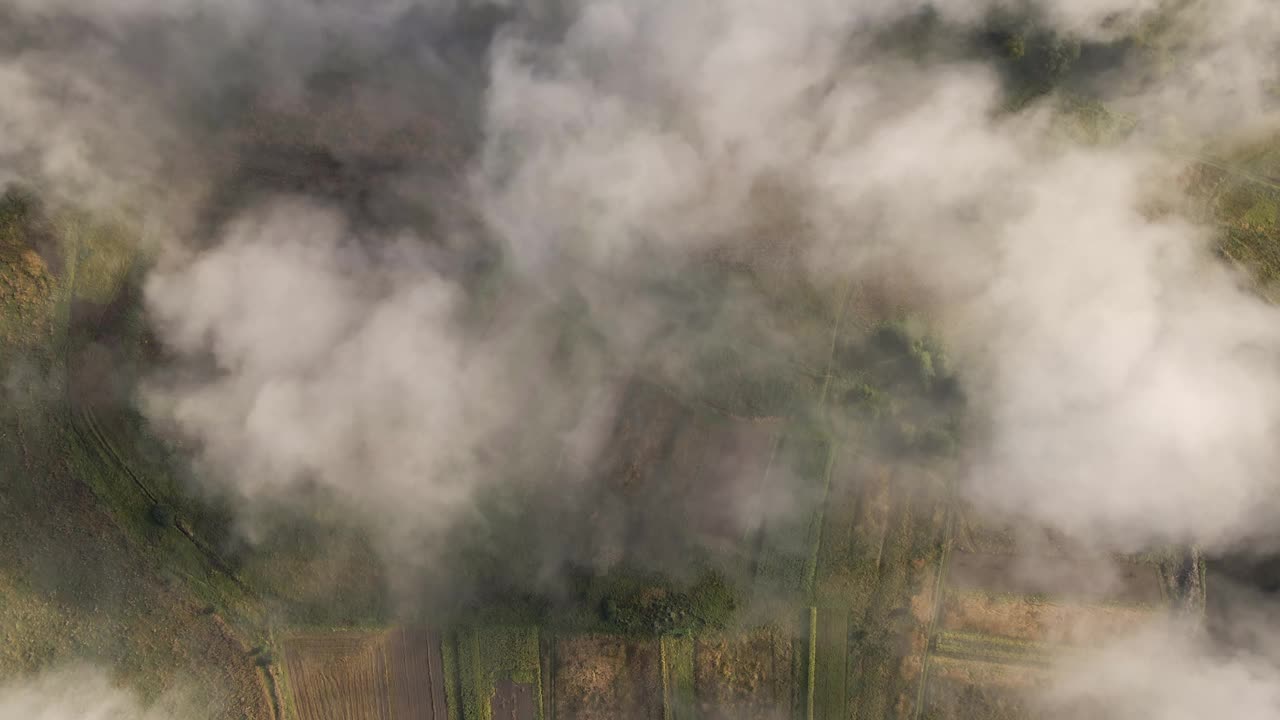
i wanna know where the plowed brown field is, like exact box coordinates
[283,628,449,720]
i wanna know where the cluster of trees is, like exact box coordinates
[980,17,1082,103]
[834,320,965,458]
[597,568,737,636]
[882,4,1185,110]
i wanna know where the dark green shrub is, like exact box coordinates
[149,502,175,528]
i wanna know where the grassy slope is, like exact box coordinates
[0,419,272,719]
[0,196,274,719]
[1191,137,1280,299]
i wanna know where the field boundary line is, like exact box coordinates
[929,631,1056,668]
[69,406,259,595]
[1181,151,1280,193]
[911,502,954,720]
[801,445,840,599]
[817,281,855,406]
[660,637,673,720]
[806,607,818,720]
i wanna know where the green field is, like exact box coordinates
[454,625,544,720]
[932,632,1055,667]
[810,609,848,720]
[660,635,696,720]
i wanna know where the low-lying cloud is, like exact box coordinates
[0,666,183,720]
[5,0,1280,717]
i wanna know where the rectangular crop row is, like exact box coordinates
[932,631,1055,667]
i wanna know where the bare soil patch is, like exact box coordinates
[492,680,537,720]
[553,635,662,720]
[387,627,448,720]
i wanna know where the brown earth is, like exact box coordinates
[595,380,781,568]
[661,412,782,548]
[553,635,662,720]
[387,627,449,720]
[283,633,393,720]
[694,628,793,720]
[598,382,687,492]
[922,670,1038,720]
[284,628,450,720]
[492,680,537,720]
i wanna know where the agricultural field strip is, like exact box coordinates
[812,608,848,720]
[911,507,955,720]
[753,278,851,603]
[550,635,665,720]
[817,281,856,406]
[942,585,1169,611]
[473,625,543,720]
[801,447,840,598]
[806,608,817,720]
[283,634,395,720]
[801,281,894,720]
[659,636,695,720]
[442,630,463,712]
[388,628,448,720]
[930,631,1056,667]
[660,638,672,720]
[538,633,554,720]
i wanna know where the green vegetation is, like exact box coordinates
[806,607,817,720]
[811,609,848,720]
[980,16,1081,106]
[660,635,696,720]
[1054,95,1137,146]
[442,632,463,720]
[595,568,738,637]
[1187,137,1280,298]
[829,320,964,459]
[63,208,139,304]
[1,377,270,718]
[932,631,1055,667]
[455,625,544,720]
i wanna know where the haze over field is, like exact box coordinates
[3,0,1280,717]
